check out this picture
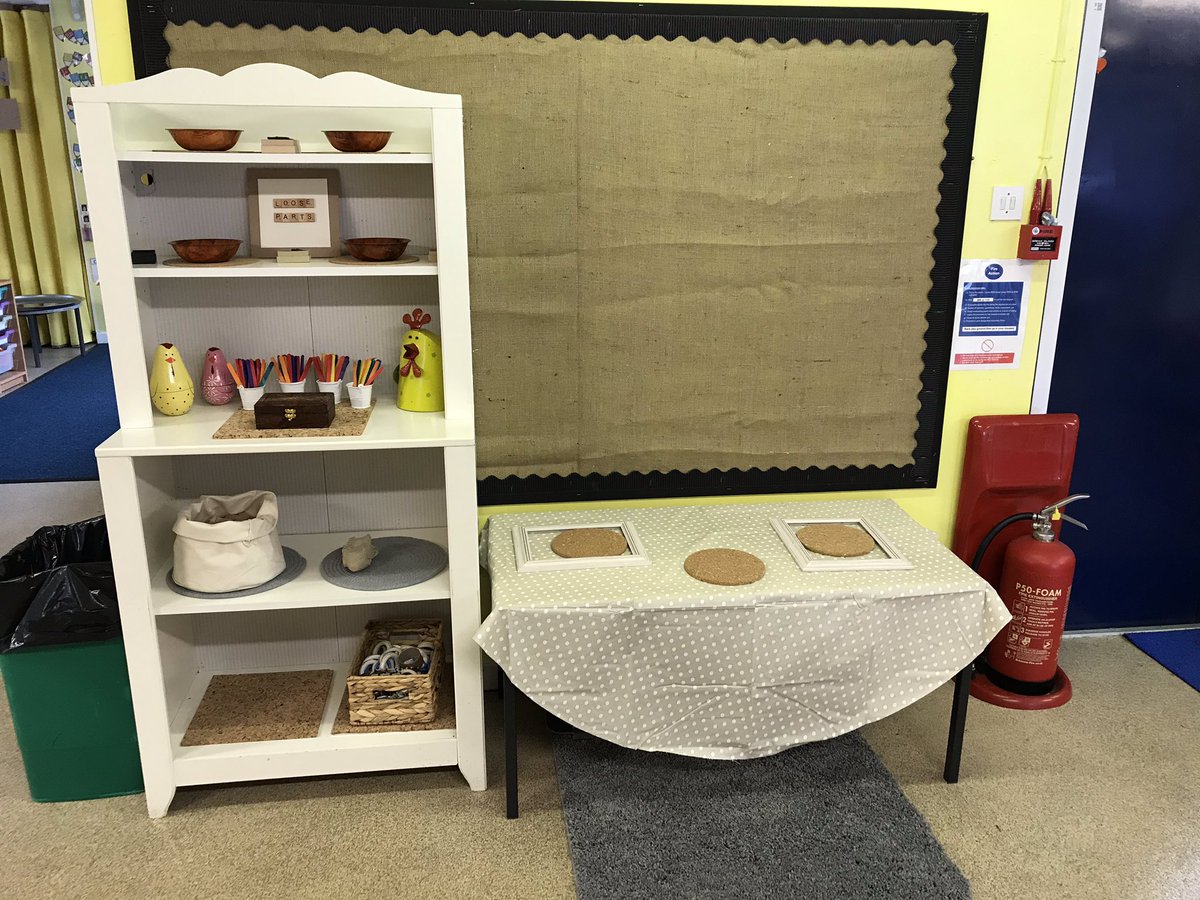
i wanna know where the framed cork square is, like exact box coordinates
[771,517,912,572]
[512,522,649,573]
[246,168,340,257]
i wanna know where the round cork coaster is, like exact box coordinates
[328,255,421,266]
[551,528,628,558]
[683,548,765,586]
[796,524,876,558]
[162,256,258,268]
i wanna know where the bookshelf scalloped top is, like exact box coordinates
[71,63,461,110]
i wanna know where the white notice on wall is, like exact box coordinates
[951,259,1032,370]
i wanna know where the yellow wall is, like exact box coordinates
[92,0,1084,543]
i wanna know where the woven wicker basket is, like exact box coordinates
[346,619,443,725]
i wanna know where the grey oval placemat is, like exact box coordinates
[167,545,305,598]
[319,536,448,591]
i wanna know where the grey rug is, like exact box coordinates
[167,546,305,598]
[318,536,447,591]
[553,732,970,900]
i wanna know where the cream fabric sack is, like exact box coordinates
[173,491,285,593]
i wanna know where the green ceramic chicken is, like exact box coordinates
[150,342,194,416]
[395,308,444,412]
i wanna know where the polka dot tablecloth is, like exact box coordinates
[475,499,1010,760]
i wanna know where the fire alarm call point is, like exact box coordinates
[1017,173,1062,260]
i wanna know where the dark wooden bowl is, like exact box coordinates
[170,239,242,264]
[324,130,392,153]
[167,129,242,151]
[344,237,410,262]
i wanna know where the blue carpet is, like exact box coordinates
[1127,630,1200,691]
[0,346,118,483]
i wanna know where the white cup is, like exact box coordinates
[278,381,306,393]
[347,383,374,409]
[238,385,265,410]
[317,380,343,404]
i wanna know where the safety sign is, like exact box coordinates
[951,259,1032,370]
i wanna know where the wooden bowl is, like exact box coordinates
[324,130,392,153]
[167,129,242,151]
[170,239,242,264]
[344,237,410,262]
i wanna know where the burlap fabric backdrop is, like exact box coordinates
[168,24,953,478]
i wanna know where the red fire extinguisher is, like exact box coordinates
[978,494,1089,698]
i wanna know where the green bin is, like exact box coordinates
[0,638,143,802]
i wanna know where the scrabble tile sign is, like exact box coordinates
[247,169,340,257]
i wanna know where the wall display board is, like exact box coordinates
[127,3,985,504]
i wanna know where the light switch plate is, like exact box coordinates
[991,186,1025,221]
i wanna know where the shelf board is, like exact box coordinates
[118,150,433,165]
[133,258,438,278]
[170,661,458,787]
[153,527,451,616]
[0,370,27,395]
[95,400,473,457]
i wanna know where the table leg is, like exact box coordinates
[943,662,974,783]
[502,668,519,819]
[74,308,86,356]
[27,318,42,368]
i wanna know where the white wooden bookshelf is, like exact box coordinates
[75,64,486,818]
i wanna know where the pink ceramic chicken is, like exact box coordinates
[201,347,236,405]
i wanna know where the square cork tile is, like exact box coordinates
[181,670,334,746]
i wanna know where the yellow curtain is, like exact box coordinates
[0,8,92,347]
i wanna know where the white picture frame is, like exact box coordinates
[246,168,341,257]
[771,517,913,572]
[512,522,650,573]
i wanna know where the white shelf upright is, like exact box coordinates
[74,64,486,817]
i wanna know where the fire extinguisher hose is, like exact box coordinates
[971,513,1035,572]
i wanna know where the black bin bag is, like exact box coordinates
[0,516,119,653]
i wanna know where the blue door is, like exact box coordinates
[1050,2,1200,629]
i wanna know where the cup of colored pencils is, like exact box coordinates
[313,353,350,404]
[347,357,383,409]
[275,353,308,393]
[228,357,275,410]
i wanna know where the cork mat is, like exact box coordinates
[328,255,420,266]
[181,669,333,746]
[684,549,766,586]
[332,665,456,734]
[797,524,876,558]
[162,256,258,268]
[167,25,953,479]
[212,399,376,439]
[551,527,628,558]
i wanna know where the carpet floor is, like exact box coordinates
[0,346,117,483]
[553,730,968,900]
[1126,630,1200,691]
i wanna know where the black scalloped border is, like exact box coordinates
[129,1,985,506]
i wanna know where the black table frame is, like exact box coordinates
[15,296,88,368]
[500,663,974,819]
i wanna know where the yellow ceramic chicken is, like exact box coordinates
[395,308,444,412]
[150,342,194,416]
